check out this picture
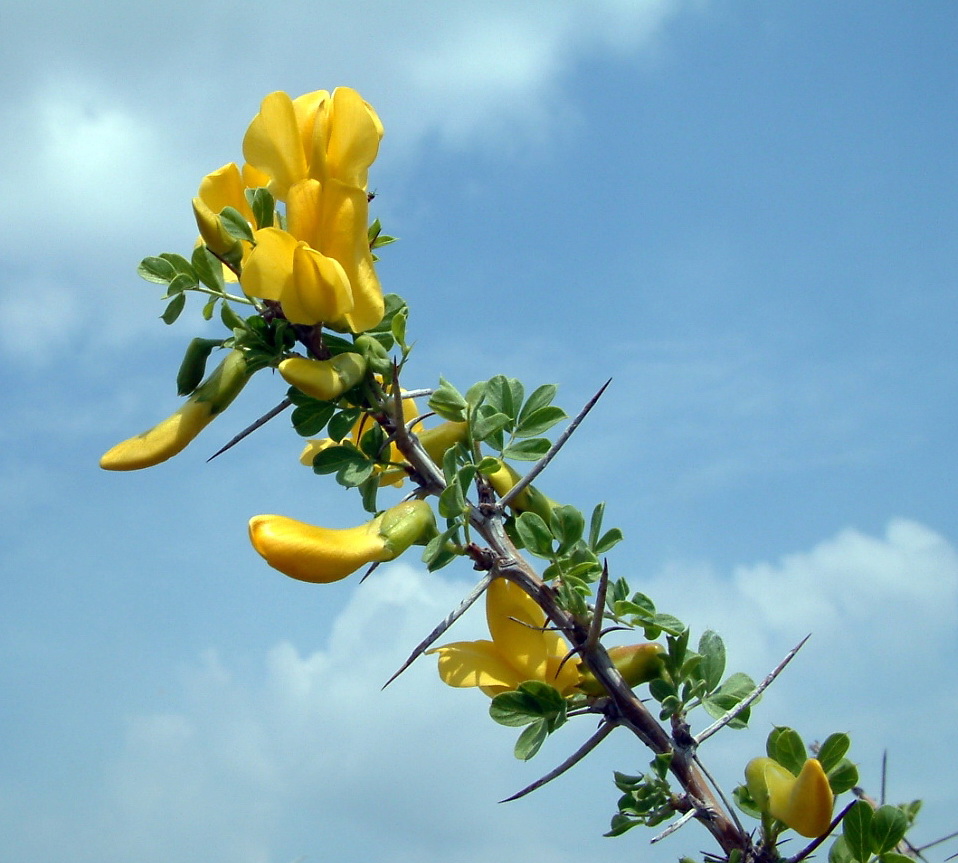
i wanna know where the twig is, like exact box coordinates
[918,829,958,853]
[651,809,697,844]
[585,560,611,651]
[499,378,611,511]
[499,721,616,802]
[381,572,493,689]
[207,398,292,461]
[693,754,745,836]
[695,634,810,745]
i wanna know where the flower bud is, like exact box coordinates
[248,499,435,583]
[485,459,560,522]
[576,643,665,696]
[100,349,250,471]
[192,196,244,260]
[745,757,834,838]
[278,352,367,401]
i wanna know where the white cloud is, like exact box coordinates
[21,519,953,862]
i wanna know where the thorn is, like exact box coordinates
[207,398,292,461]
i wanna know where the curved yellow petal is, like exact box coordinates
[242,91,308,200]
[249,514,387,583]
[776,759,834,838]
[241,227,297,302]
[486,578,550,682]
[427,641,526,693]
[312,86,383,189]
[284,243,352,325]
[320,179,384,332]
[198,162,255,221]
[279,353,367,401]
[100,350,250,471]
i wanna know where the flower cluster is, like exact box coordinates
[197,88,385,331]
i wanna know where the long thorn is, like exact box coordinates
[499,378,612,511]
[651,809,697,844]
[381,572,492,689]
[499,721,616,803]
[207,398,292,462]
[695,634,810,745]
[586,560,611,651]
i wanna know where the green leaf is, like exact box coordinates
[517,384,558,424]
[164,272,197,296]
[245,186,275,229]
[328,407,362,442]
[604,814,642,838]
[485,375,521,420]
[514,512,554,558]
[201,295,216,320]
[594,527,624,554]
[428,376,467,422]
[291,401,335,437]
[310,444,364,475]
[159,252,195,278]
[489,681,566,726]
[390,306,407,350]
[769,727,807,776]
[514,405,567,438]
[514,719,549,760]
[501,438,550,461]
[160,292,186,324]
[191,245,226,292]
[220,301,245,332]
[588,502,606,549]
[843,800,874,863]
[697,630,726,692]
[472,408,511,441]
[702,673,756,728]
[818,733,851,774]
[337,458,374,487]
[878,855,913,863]
[830,836,855,863]
[359,423,386,459]
[828,758,860,795]
[138,255,177,284]
[870,806,909,854]
[438,482,467,519]
[549,505,584,555]
[219,206,254,242]
[733,783,763,819]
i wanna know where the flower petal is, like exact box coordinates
[486,578,550,682]
[242,91,308,200]
[241,227,297,302]
[428,641,526,693]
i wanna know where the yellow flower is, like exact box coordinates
[428,578,581,697]
[100,349,250,471]
[249,499,435,583]
[242,88,383,200]
[745,757,835,838]
[236,89,385,331]
[191,163,260,273]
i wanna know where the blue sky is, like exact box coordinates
[2,2,957,862]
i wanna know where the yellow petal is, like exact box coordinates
[241,227,297,302]
[320,179,384,332]
[283,243,352,325]
[279,353,367,401]
[248,514,387,583]
[292,89,330,159]
[428,641,527,693]
[198,163,255,221]
[311,86,383,189]
[486,578,550,682]
[242,91,308,200]
[776,759,834,838]
[100,350,249,470]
